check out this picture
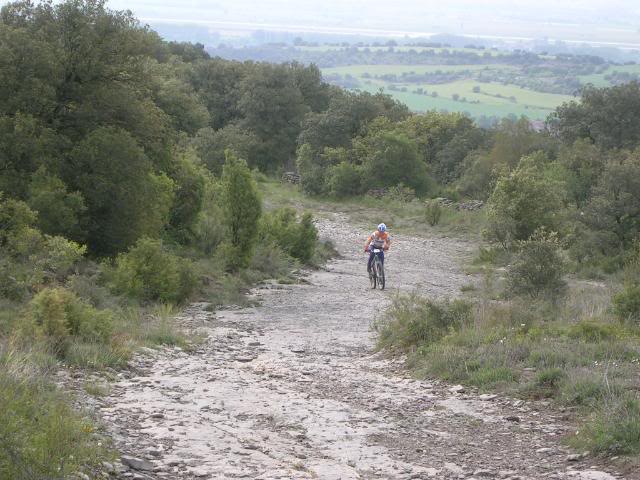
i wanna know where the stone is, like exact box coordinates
[449,385,466,394]
[235,356,255,363]
[121,456,155,472]
[505,415,520,422]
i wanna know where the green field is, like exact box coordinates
[577,64,640,87]
[322,64,575,120]
[299,45,505,57]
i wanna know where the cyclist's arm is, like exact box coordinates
[364,235,373,251]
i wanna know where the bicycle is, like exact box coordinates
[368,248,386,290]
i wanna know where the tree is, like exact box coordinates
[192,125,260,175]
[549,82,640,150]
[327,162,362,197]
[238,63,309,171]
[167,149,206,242]
[356,131,431,195]
[296,144,326,196]
[220,150,262,270]
[70,127,175,255]
[557,139,604,207]
[27,167,86,241]
[581,149,640,251]
[486,152,565,246]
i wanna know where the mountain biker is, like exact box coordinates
[364,223,391,273]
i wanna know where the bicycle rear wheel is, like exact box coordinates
[375,257,385,290]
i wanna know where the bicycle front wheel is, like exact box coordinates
[375,258,385,290]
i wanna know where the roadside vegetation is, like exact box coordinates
[373,84,640,461]
[2,0,640,475]
[0,1,326,477]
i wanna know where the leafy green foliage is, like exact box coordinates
[296,143,326,196]
[613,285,640,324]
[377,294,472,351]
[581,149,640,251]
[28,287,113,355]
[550,82,640,150]
[507,229,567,299]
[0,360,108,480]
[26,167,86,241]
[107,237,198,304]
[425,200,443,226]
[260,208,318,263]
[327,161,363,197]
[486,152,565,246]
[70,127,175,255]
[221,151,262,270]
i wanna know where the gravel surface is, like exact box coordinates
[82,215,628,479]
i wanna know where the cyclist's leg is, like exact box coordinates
[367,251,374,272]
[380,251,385,266]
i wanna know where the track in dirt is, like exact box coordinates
[95,215,625,480]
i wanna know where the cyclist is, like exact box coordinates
[364,223,391,273]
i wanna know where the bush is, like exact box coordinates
[385,184,416,203]
[485,152,565,246]
[34,235,86,282]
[568,321,621,342]
[507,229,567,299]
[534,367,565,395]
[107,238,198,304]
[327,161,362,197]
[259,208,318,264]
[0,367,108,479]
[296,144,326,196]
[220,151,262,270]
[425,200,443,226]
[377,294,472,351]
[613,284,640,324]
[574,395,640,455]
[28,287,113,354]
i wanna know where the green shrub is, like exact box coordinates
[507,229,567,299]
[568,321,620,342]
[613,284,640,324]
[424,200,443,226]
[107,237,198,304]
[28,287,113,355]
[377,294,472,351]
[560,375,611,407]
[221,151,262,270]
[259,208,318,264]
[327,161,362,197]
[34,235,86,282]
[0,368,108,479]
[250,243,294,278]
[536,367,565,389]
[385,184,416,203]
[485,152,565,246]
[574,395,640,455]
[468,366,518,388]
[296,144,326,196]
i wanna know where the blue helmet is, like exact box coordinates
[377,223,387,232]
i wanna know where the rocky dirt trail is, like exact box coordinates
[86,214,627,480]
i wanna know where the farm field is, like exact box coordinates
[322,64,575,120]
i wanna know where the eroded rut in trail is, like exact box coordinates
[92,215,625,480]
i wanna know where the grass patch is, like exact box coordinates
[377,288,640,456]
[0,345,111,480]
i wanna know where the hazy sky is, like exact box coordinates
[3,0,640,45]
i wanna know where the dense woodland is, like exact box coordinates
[1,0,640,476]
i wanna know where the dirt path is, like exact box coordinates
[95,215,625,480]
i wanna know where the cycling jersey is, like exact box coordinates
[365,231,391,250]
